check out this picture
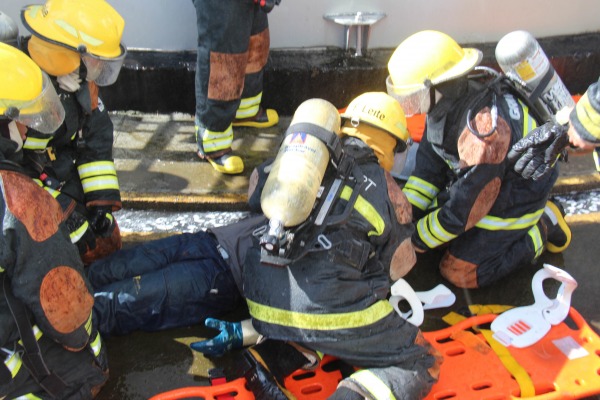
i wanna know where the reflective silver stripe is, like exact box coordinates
[2,348,23,378]
[198,125,234,152]
[77,161,117,179]
[528,224,544,258]
[416,210,457,249]
[70,220,90,243]
[403,176,439,211]
[13,393,43,399]
[350,370,396,400]
[475,209,544,231]
[81,175,120,193]
[90,332,102,357]
[23,136,51,151]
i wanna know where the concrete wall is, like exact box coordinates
[4,1,599,115]
[3,0,599,51]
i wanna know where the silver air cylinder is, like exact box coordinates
[495,30,575,119]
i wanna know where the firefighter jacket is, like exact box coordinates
[570,77,600,145]
[19,71,123,264]
[21,76,122,213]
[0,152,108,399]
[221,138,440,399]
[402,77,559,288]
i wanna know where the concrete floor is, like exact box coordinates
[94,111,600,400]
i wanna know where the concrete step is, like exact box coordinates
[112,111,600,212]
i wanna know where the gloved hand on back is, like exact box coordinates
[507,121,570,180]
[191,318,245,357]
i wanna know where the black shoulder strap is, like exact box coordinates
[2,275,67,398]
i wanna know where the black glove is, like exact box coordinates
[507,122,570,180]
[65,210,96,255]
[89,206,115,237]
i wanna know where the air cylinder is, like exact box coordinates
[260,99,340,243]
[495,30,575,119]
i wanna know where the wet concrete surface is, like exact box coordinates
[95,111,600,399]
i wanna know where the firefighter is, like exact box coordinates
[569,77,600,149]
[569,78,600,175]
[387,30,572,289]
[18,0,126,264]
[0,42,108,400]
[190,95,441,400]
[191,0,280,174]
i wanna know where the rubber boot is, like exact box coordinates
[233,106,279,128]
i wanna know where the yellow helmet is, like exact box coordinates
[0,42,64,133]
[21,0,126,85]
[387,30,482,115]
[340,92,409,146]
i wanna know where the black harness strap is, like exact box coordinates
[2,275,67,398]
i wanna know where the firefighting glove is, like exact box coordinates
[65,210,97,255]
[89,206,115,237]
[191,318,260,357]
[507,121,570,180]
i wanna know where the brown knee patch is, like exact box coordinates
[40,266,94,334]
[440,251,479,288]
[458,108,511,167]
[385,172,413,224]
[466,177,501,230]
[247,28,270,74]
[390,238,417,280]
[2,171,61,242]
[208,51,247,101]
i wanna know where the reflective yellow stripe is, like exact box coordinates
[403,176,439,211]
[85,313,93,336]
[23,136,51,151]
[3,349,23,378]
[247,298,394,330]
[528,224,544,258]
[14,393,43,399]
[32,179,60,198]
[237,92,262,110]
[77,161,118,179]
[576,91,600,140]
[593,149,600,172]
[196,124,234,153]
[70,220,90,243]
[416,210,458,249]
[81,175,120,193]
[0,265,4,272]
[90,331,102,357]
[520,101,538,137]
[350,370,396,400]
[340,186,384,237]
[475,209,544,231]
[17,325,43,347]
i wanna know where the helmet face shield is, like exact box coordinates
[2,72,65,134]
[81,44,126,86]
[386,76,430,117]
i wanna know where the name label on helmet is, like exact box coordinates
[357,105,386,123]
